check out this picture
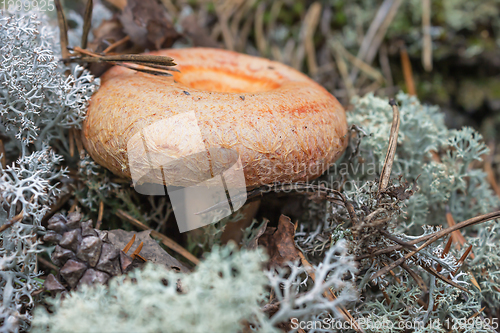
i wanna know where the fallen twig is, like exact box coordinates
[378,99,401,194]
[54,0,69,60]
[81,0,93,49]
[369,210,500,282]
[116,209,200,265]
[0,211,24,233]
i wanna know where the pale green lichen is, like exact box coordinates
[32,241,359,333]
[0,11,98,332]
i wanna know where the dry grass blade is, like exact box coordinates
[74,129,84,156]
[0,211,24,233]
[364,0,402,66]
[130,241,144,259]
[370,210,500,282]
[75,53,176,67]
[436,236,453,272]
[41,193,72,225]
[104,0,126,10]
[54,0,69,59]
[401,261,427,292]
[0,139,5,167]
[254,2,267,56]
[352,0,395,73]
[38,255,59,273]
[421,0,432,72]
[469,306,486,319]
[95,201,104,230]
[452,245,473,276]
[484,143,500,199]
[81,0,93,49]
[400,46,416,96]
[350,0,402,82]
[215,2,234,51]
[468,271,481,291]
[378,99,401,194]
[103,36,131,54]
[421,264,471,294]
[123,234,136,253]
[331,42,355,100]
[331,41,385,84]
[301,2,322,75]
[68,128,75,157]
[116,209,200,265]
[380,229,415,250]
[446,208,475,259]
[379,43,393,87]
[69,46,177,76]
[298,252,365,333]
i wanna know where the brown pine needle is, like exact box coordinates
[400,46,416,96]
[421,0,432,72]
[446,209,475,259]
[443,235,453,256]
[130,241,144,259]
[81,0,93,49]
[370,210,500,282]
[103,36,131,54]
[468,271,481,291]
[71,47,176,66]
[68,129,75,157]
[68,47,176,76]
[38,255,59,273]
[123,234,136,254]
[95,201,104,230]
[54,0,69,60]
[378,99,400,194]
[452,245,473,276]
[68,202,78,213]
[0,139,6,167]
[484,149,500,199]
[421,264,471,295]
[436,236,453,272]
[383,262,401,284]
[401,261,427,293]
[469,306,486,319]
[73,129,84,155]
[116,210,200,265]
[0,211,24,233]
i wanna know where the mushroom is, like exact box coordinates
[83,47,348,187]
[82,47,348,231]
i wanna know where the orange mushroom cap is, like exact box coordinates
[82,47,348,189]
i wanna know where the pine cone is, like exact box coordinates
[43,212,143,293]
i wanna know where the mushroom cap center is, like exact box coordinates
[171,66,282,93]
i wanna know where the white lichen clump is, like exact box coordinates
[31,241,358,333]
[0,11,99,332]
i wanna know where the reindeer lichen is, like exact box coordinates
[0,11,98,332]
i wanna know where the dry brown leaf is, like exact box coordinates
[107,229,190,272]
[119,0,180,50]
[258,215,300,268]
[180,14,220,48]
